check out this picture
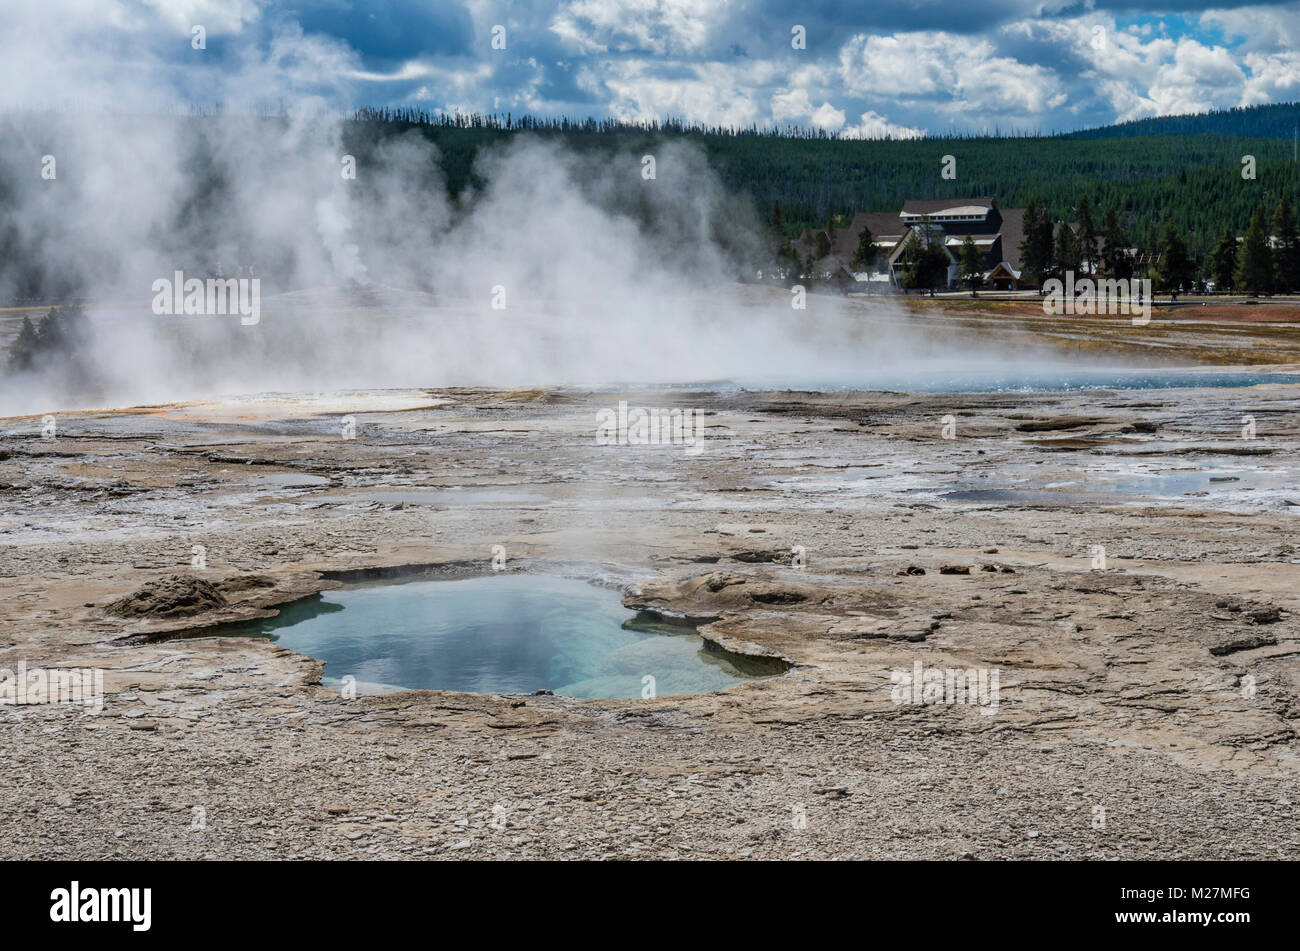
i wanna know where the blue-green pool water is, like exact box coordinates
[560,369,1300,393]
[223,574,776,698]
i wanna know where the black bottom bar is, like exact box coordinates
[5,860,1283,937]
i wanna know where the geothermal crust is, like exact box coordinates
[2,376,1299,859]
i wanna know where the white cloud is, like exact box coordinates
[1202,5,1300,53]
[1241,51,1300,106]
[838,33,952,97]
[1144,39,1245,115]
[348,61,439,83]
[2,0,1298,134]
[837,32,1064,115]
[604,72,760,127]
[549,0,728,55]
[593,59,784,127]
[810,101,846,130]
[842,110,923,139]
[770,87,845,130]
[998,15,1267,123]
[139,0,262,36]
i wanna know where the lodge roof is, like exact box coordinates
[900,198,995,217]
[833,211,909,261]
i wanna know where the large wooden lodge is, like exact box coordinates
[800,197,1033,291]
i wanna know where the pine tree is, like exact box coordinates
[769,200,784,236]
[813,230,831,261]
[1272,195,1300,293]
[1019,201,1054,289]
[1076,194,1099,274]
[1211,228,1238,293]
[777,239,799,281]
[767,202,785,263]
[899,233,923,290]
[1158,223,1195,293]
[1101,207,1133,281]
[8,316,41,372]
[899,225,950,296]
[958,234,984,295]
[1054,222,1082,279]
[851,225,879,271]
[1236,204,1274,296]
[37,306,66,353]
[1143,263,1161,297]
[766,202,794,281]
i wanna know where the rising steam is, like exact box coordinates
[0,4,1034,417]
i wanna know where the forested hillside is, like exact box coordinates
[347,103,1300,258]
[1064,102,1300,140]
[3,102,1299,301]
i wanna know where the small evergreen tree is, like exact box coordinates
[851,225,879,271]
[766,201,788,279]
[1272,195,1300,293]
[1019,201,1054,289]
[1236,204,1274,296]
[1211,228,1238,293]
[1158,223,1195,293]
[1101,207,1133,281]
[7,316,41,372]
[1076,194,1099,274]
[37,306,67,352]
[1143,264,1160,298]
[1054,222,1082,280]
[899,226,949,296]
[958,234,984,295]
[777,239,799,281]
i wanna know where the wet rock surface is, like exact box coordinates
[2,379,1300,859]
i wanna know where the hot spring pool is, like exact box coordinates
[220,574,779,698]
[561,368,1300,393]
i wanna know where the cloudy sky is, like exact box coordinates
[4,1,1300,135]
